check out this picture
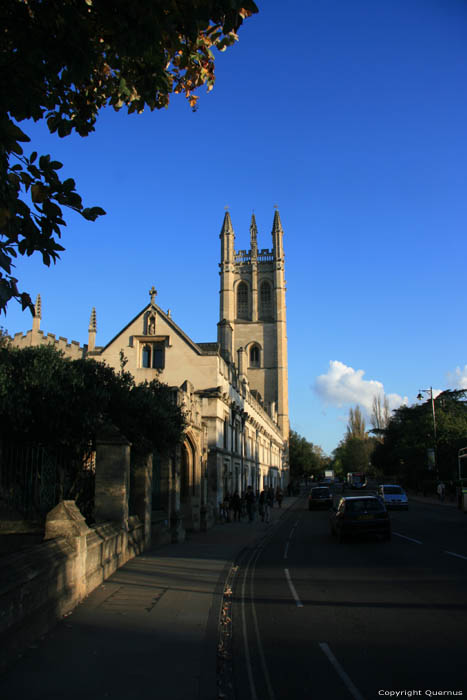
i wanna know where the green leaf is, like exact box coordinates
[31,183,48,203]
[81,206,106,221]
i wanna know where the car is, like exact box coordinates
[330,495,391,542]
[377,484,409,510]
[308,486,333,510]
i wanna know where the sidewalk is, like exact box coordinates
[407,491,460,508]
[0,497,299,700]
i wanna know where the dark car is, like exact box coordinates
[330,495,391,542]
[308,486,333,510]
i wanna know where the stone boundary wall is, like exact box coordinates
[0,508,143,674]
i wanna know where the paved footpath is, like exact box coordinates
[0,498,298,700]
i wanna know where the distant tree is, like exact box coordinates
[372,390,467,486]
[346,405,367,440]
[289,430,329,479]
[332,436,375,475]
[331,405,375,474]
[370,394,390,433]
[0,0,258,314]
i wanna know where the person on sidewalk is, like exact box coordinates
[276,486,283,509]
[245,485,256,522]
[266,488,274,521]
[258,490,266,521]
[230,491,242,521]
[437,481,445,502]
[267,486,275,508]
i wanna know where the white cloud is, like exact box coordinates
[447,365,467,390]
[314,360,407,416]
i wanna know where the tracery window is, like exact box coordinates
[260,281,272,319]
[237,282,249,319]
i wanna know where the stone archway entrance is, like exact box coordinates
[180,435,200,531]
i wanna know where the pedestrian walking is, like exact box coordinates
[258,490,266,521]
[276,486,283,508]
[230,491,242,521]
[437,481,445,502]
[245,485,256,522]
[267,486,275,508]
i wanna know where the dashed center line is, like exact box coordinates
[393,532,423,545]
[319,643,366,700]
[444,550,467,561]
[284,568,303,608]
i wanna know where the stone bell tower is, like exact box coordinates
[218,209,289,439]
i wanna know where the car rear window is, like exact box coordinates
[384,486,403,494]
[312,488,330,495]
[346,499,384,513]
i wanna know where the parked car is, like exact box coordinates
[308,486,333,510]
[377,484,409,510]
[330,496,391,542]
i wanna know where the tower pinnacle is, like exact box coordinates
[250,213,258,257]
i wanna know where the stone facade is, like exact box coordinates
[10,211,290,535]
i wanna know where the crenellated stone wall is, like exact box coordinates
[11,329,87,359]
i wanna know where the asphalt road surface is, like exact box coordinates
[231,489,467,700]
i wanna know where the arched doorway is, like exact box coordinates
[180,435,200,531]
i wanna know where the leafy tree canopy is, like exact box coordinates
[0,0,258,314]
[372,390,467,485]
[289,429,329,479]
[0,344,185,456]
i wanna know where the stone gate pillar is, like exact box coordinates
[131,451,153,550]
[95,425,131,527]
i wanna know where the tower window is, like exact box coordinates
[260,281,272,319]
[237,282,249,319]
[250,345,260,367]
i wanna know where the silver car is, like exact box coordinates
[377,484,409,510]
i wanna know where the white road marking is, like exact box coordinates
[241,550,259,700]
[319,642,366,700]
[393,532,423,544]
[445,550,467,561]
[284,568,303,608]
[284,521,299,559]
[250,549,276,700]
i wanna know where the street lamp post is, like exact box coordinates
[417,387,438,477]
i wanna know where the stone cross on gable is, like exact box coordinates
[149,286,157,304]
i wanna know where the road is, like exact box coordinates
[230,488,467,700]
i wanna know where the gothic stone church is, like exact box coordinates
[12,210,289,541]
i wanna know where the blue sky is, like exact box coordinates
[5,0,467,455]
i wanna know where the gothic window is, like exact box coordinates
[153,341,165,369]
[250,345,260,367]
[141,341,165,369]
[142,344,151,368]
[237,281,249,319]
[260,281,272,320]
